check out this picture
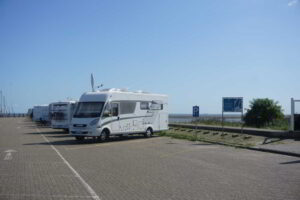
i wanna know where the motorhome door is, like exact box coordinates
[110,102,120,132]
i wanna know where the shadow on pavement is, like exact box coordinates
[23,139,82,146]
[280,160,300,165]
[22,125,51,129]
[23,134,158,146]
[25,131,66,135]
[21,124,51,129]
[48,135,73,138]
[25,129,69,135]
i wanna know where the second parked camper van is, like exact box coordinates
[33,105,50,123]
[51,101,77,131]
[70,88,168,141]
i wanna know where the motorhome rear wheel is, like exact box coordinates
[144,128,153,138]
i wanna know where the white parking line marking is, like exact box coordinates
[37,128,101,200]
[4,153,12,160]
[66,137,161,150]
[4,149,17,161]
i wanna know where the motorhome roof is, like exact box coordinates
[52,100,77,105]
[80,89,167,103]
[34,104,49,107]
[84,88,167,97]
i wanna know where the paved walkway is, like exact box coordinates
[258,139,300,155]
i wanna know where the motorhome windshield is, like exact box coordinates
[52,112,66,121]
[73,102,104,118]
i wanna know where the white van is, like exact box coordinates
[33,105,50,122]
[70,88,168,141]
[51,101,77,131]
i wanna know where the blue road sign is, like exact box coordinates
[223,98,243,112]
[193,106,200,117]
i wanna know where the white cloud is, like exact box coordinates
[288,0,298,6]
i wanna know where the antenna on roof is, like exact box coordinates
[91,73,95,92]
[91,73,104,91]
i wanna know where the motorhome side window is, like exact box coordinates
[150,101,163,110]
[140,102,149,110]
[111,103,119,116]
[120,102,136,114]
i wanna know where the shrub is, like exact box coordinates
[244,98,284,128]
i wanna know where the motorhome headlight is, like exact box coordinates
[89,118,99,126]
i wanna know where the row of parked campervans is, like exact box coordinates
[28,88,168,141]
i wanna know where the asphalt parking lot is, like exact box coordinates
[0,118,299,200]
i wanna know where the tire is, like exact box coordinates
[144,128,153,138]
[98,130,109,142]
[75,136,85,141]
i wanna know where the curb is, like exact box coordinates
[200,139,300,158]
[198,139,300,158]
[158,134,300,158]
[246,147,300,158]
[206,141,300,158]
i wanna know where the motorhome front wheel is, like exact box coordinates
[99,130,109,142]
[75,136,85,141]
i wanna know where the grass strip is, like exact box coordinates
[156,130,256,148]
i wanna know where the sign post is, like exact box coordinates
[222,97,243,133]
[193,106,200,131]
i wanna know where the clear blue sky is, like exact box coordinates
[0,0,299,114]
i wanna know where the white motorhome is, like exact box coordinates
[33,105,50,122]
[48,103,54,123]
[70,88,168,141]
[51,101,77,131]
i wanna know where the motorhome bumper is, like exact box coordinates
[71,131,88,135]
[70,128,101,136]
